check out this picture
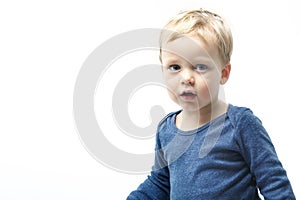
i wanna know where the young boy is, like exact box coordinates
[127,8,295,199]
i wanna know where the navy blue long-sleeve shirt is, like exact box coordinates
[127,105,295,199]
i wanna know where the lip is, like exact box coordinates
[179,90,197,101]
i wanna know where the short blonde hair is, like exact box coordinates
[160,8,233,65]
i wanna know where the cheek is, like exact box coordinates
[201,71,221,94]
[198,81,211,98]
[163,75,180,104]
[198,77,219,100]
[203,80,220,99]
[163,73,177,90]
[165,81,179,102]
[167,90,179,104]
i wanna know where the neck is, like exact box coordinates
[176,100,228,131]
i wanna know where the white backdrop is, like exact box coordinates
[0,0,299,199]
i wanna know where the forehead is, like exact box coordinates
[161,34,220,65]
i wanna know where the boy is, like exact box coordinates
[127,8,295,199]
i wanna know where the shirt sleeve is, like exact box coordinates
[235,110,296,200]
[127,129,170,200]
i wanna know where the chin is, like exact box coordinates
[180,104,202,112]
[180,101,212,112]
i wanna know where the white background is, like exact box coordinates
[1,0,299,199]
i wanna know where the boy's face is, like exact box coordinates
[161,33,229,112]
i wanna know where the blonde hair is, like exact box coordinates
[160,8,233,65]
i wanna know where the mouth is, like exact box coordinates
[180,90,196,96]
[180,90,197,100]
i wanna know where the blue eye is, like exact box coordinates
[169,64,181,71]
[194,64,208,71]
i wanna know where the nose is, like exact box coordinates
[181,69,195,85]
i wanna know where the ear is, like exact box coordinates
[220,63,231,85]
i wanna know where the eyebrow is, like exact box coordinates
[164,58,180,63]
[193,56,213,62]
[161,56,181,64]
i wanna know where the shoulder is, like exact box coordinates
[227,104,268,143]
[154,110,180,148]
[227,104,261,128]
[157,110,180,133]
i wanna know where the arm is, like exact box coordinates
[236,111,295,200]
[126,166,170,200]
[127,128,170,200]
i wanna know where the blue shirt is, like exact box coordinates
[127,105,295,199]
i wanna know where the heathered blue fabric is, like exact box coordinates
[127,105,295,200]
